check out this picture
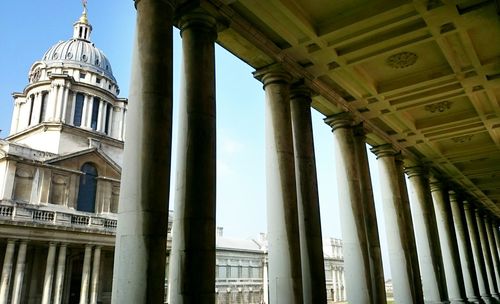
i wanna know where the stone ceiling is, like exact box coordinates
[196,0,500,215]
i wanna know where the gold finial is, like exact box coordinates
[79,0,89,24]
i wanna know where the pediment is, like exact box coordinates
[45,148,121,180]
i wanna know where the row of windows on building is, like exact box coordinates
[26,91,113,135]
[216,265,262,280]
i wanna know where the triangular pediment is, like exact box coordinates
[46,148,121,180]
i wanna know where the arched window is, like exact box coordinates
[76,163,97,213]
[74,93,85,126]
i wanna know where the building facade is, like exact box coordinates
[0,6,347,304]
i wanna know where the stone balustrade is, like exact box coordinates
[0,200,117,231]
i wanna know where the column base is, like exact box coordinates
[481,295,498,304]
[449,300,469,304]
[466,296,485,304]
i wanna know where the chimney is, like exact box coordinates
[217,227,223,237]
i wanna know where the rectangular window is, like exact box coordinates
[96,78,101,84]
[104,103,112,134]
[39,92,48,123]
[80,72,86,79]
[230,266,238,278]
[91,97,100,130]
[73,93,84,126]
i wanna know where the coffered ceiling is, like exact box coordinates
[197,0,500,214]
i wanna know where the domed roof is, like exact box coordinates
[42,39,116,82]
[40,5,116,83]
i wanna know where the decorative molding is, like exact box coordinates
[425,100,452,113]
[451,134,473,143]
[386,52,418,69]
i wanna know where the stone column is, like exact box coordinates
[86,96,95,129]
[0,240,16,303]
[48,84,59,121]
[53,243,67,304]
[448,192,482,303]
[493,220,500,257]
[111,0,174,303]
[486,216,500,293]
[476,210,500,300]
[289,84,326,304]
[263,256,268,304]
[61,87,70,123]
[405,166,448,303]
[464,201,493,303]
[81,94,89,128]
[69,92,77,125]
[252,65,303,304]
[96,99,104,132]
[80,245,92,304]
[371,144,423,303]
[90,246,101,304]
[324,112,374,303]
[168,9,218,304]
[41,242,57,304]
[430,182,467,303]
[10,240,28,304]
[353,127,387,303]
[31,92,42,126]
[55,85,65,121]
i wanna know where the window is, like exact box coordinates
[39,92,48,123]
[73,93,84,126]
[91,97,100,130]
[104,103,112,134]
[80,72,86,79]
[76,163,98,213]
[96,77,101,84]
[27,94,35,126]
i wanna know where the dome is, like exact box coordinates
[42,39,116,82]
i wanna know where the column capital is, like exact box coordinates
[370,143,398,159]
[134,0,175,10]
[253,64,292,88]
[177,9,217,39]
[324,112,355,131]
[404,165,429,178]
[290,82,312,103]
[429,180,447,193]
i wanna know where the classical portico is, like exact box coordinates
[108,0,500,303]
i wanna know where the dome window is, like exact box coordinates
[95,59,99,65]
[52,53,59,59]
[66,52,73,59]
[82,54,87,62]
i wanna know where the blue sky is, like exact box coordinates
[0,1,391,268]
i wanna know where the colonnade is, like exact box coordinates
[111,0,500,303]
[10,83,126,140]
[0,241,103,304]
